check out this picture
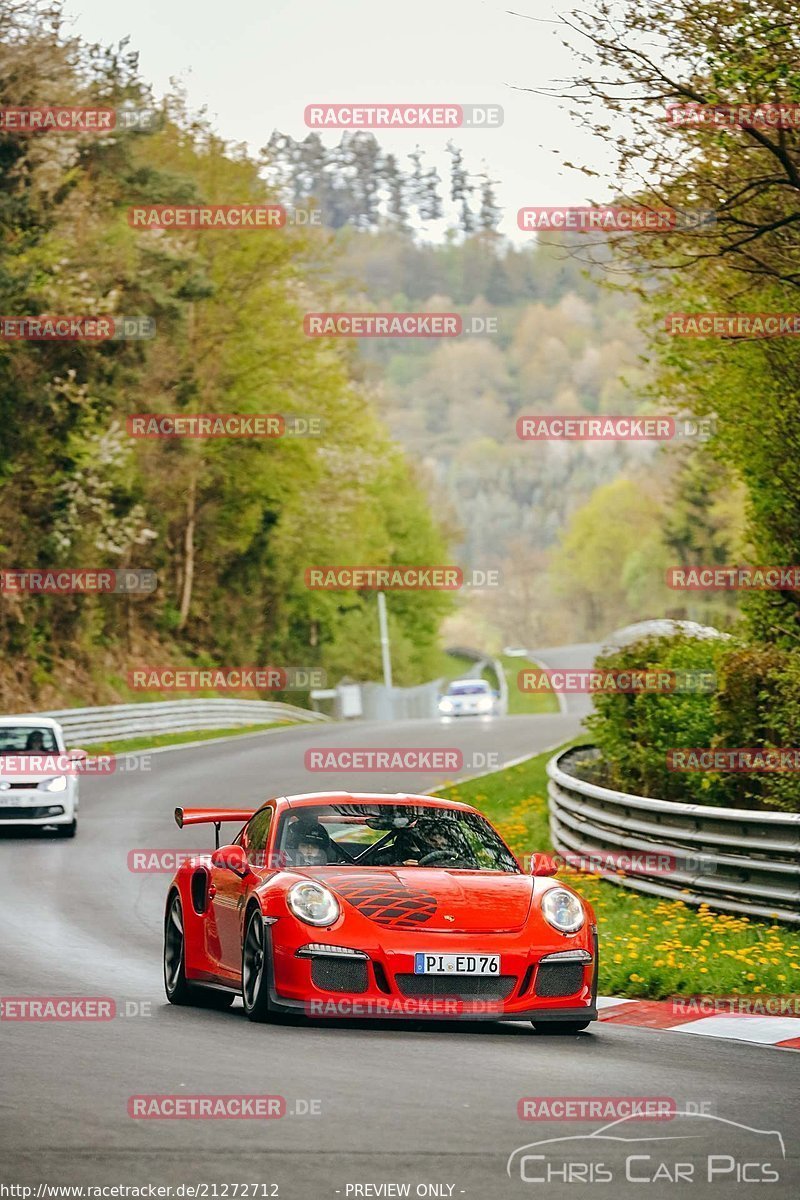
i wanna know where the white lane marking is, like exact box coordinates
[670,1015,800,1044]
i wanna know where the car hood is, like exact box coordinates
[294,867,534,933]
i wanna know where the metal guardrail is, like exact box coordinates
[547,745,800,925]
[9,699,329,745]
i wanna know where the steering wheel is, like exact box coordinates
[417,849,471,867]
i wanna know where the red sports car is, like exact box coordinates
[164,791,598,1032]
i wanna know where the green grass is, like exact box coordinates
[81,722,290,756]
[434,741,800,999]
[499,653,559,715]
[432,650,484,682]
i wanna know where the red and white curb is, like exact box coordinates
[597,996,800,1051]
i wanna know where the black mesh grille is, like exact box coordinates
[0,806,61,820]
[534,961,584,997]
[395,974,516,1001]
[310,956,369,994]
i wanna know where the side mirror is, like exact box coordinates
[529,852,559,877]
[211,844,252,878]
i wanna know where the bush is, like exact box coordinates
[585,634,726,803]
[586,634,800,811]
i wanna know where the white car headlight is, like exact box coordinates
[478,695,493,710]
[287,881,340,927]
[40,775,68,793]
[439,699,453,713]
[541,887,585,934]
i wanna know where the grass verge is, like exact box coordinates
[434,742,800,999]
[499,653,559,715]
[82,722,291,756]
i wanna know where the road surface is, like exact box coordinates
[2,715,797,1198]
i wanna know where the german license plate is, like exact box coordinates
[414,953,500,976]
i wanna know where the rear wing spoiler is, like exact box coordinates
[174,807,254,848]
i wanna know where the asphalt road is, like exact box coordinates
[526,642,604,718]
[2,714,798,1199]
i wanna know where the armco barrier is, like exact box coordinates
[547,745,800,925]
[8,699,329,746]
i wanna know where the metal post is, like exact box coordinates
[377,591,393,689]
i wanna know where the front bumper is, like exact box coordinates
[0,791,76,825]
[267,921,598,1022]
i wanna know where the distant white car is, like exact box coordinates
[0,717,80,837]
[438,678,498,717]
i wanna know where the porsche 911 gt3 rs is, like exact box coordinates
[164,791,598,1032]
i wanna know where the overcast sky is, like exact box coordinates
[64,0,615,241]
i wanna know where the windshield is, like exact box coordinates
[447,681,491,696]
[276,803,519,872]
[0,726,59,754]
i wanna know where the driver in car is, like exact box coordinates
[373,819,465,866]
[292,824,334,866]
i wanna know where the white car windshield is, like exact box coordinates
[0,726,59,753]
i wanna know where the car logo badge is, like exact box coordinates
[444,915,455,922]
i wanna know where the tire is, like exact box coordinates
[531,1019,592,1034]
[241,907,274,1023]
[164,893,235,1009]
[54,819,77,838]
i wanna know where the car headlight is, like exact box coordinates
[439,699,453,713]
[478,695,493,710]
[541,887,585,934]
[40,775,68,793]
[287,881,340,926]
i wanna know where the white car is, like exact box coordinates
[438,678,499,717]
[0,717,80,837]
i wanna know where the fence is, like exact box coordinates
[10,699,328,746]
[547,745,800,925]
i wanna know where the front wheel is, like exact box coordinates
[242,908,275,1023]
[164,894,234,1009]
[532,1019,592,1035]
